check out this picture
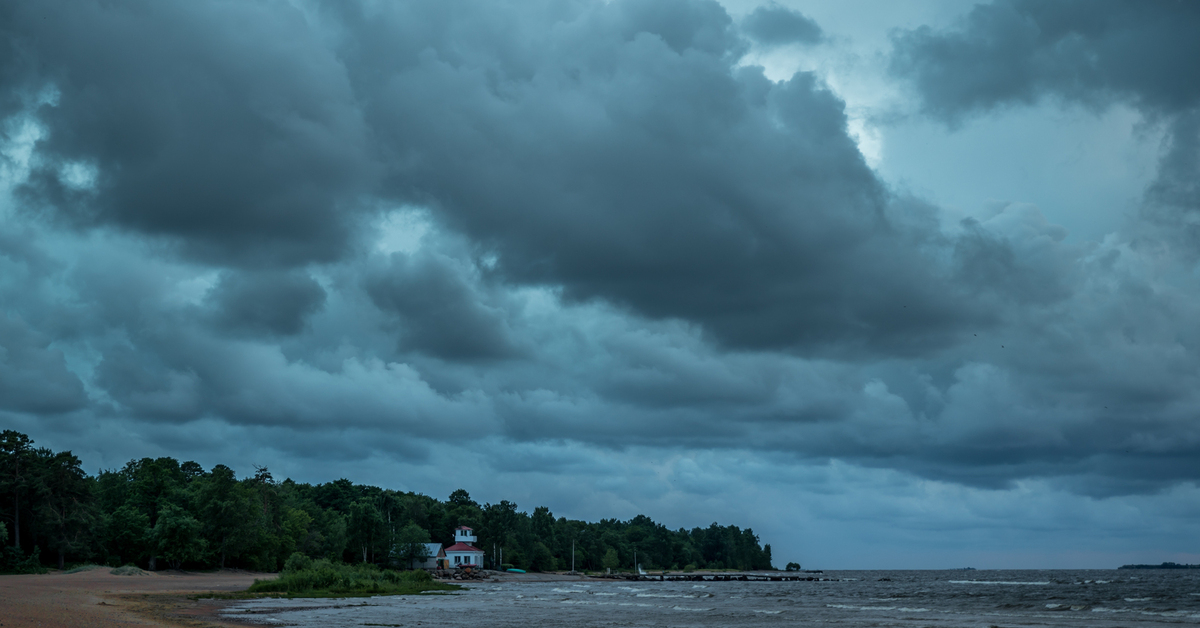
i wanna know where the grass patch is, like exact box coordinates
[111,565,149,576]
[64,563,106,574]
[198,557,459,599]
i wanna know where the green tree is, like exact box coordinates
[105,505,151,566]
[122,457,186,570]
[348,499,384,563]
[602,547,620,570]
[448,489,477,509]
[530,541,556,572]
[0,430,33,550]
[153,503,205,569]
[33,449,97,568]
[194,465,257,568]
[395,522,432,568]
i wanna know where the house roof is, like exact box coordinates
[444,542,483,553]
[455,526,474,531]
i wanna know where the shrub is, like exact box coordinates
[283,552,312,573]
[64,564,106,574]
[247,560,447,596]
[402,569,433,583]
[3,546,48,574]
[683,564,697,572]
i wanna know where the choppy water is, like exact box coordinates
[221,569,1200,627]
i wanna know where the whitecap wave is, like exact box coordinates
[949,580,1050,585]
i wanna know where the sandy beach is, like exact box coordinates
[0,569,593,627]
[0,569,269,628]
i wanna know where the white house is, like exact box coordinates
[443,525,485,567]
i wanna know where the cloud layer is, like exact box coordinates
[1,0,1199,567]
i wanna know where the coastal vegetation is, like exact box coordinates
[237,555,458,597]
[1,429,774,573]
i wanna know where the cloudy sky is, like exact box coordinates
[2,0,1199,569]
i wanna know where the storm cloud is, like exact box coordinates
[1,0,1199,567]
[890,0,1200,249]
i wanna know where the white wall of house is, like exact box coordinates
[446,550,484,566]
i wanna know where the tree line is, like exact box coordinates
[1,430,773,573]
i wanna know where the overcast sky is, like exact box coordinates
[2,0,1199,569]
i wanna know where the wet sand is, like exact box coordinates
[0,568,270,628]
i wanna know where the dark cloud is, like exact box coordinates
[740,2,823,47]
[365,250,517,360]
[0,313,88,413]
[889,0,1200,121]
[206,269,327,336]
[327,0,980,354]
[3,0,1200,563]
[889,0,1200,250]
[0,0,985,355]
[94,341,200,420]
[2,0,376,267]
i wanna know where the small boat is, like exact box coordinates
[506,568,526,573]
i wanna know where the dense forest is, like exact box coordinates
[1,430,774,573]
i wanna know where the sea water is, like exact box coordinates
[220,569,1200,627]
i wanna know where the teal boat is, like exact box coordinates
[506,568,526,573]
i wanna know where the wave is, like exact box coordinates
[827,604,897,611]
[671,605,712,612]
[949,580,1050,585]
[754,610,783,614]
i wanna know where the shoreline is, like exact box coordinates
[0,567,814,627]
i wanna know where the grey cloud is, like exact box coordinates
[206,269,327,336]
[3,0,376,267]
[1142,110,1200,251]
[365,250,517,360]
[3,0,1200,527]
[332,0,979,354]
[889,0,1200,121]
[0,0,985,355]
[94,342,200,419]
[889,0,1200,252]
[0,313,87,413]
[740,2,823,47]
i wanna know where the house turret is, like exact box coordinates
[454,526,477,544]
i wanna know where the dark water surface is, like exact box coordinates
[222,570,1200,627]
